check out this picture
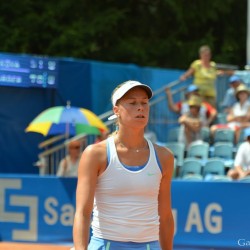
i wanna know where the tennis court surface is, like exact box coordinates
[0,242,71,250]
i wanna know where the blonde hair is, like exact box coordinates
[199,45,211,55]
[110,83,125,135]
[111,82,126,105]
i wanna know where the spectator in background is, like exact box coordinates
[56,140,81,177]
[210,84,250,143]
[221,75,242,113]
[179,45,218,107]
[178,95,207,147]
[227,127,250,180]
[165,84,217,126]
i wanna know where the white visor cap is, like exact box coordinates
[111,80,153,107]
[108,81,153,120]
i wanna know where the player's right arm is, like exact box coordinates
[73,143,104,250]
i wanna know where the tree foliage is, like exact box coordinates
[0,0,247,69]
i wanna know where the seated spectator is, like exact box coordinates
[56,140,81,177]
[165,84,217,126]
[221,75,242,113]
[227,127,250,180]
[211,84,250,143]
[178,95,207,147]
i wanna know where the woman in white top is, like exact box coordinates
[226,84,250,129]
[56,140,81,177]
[227,127,250,180]
[210,84,250,143]
[72,81,174,250]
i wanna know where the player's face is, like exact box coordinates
[115,87,150,128]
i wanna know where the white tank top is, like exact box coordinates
[91,136,162,242]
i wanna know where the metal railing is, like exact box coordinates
[37,79,185,175]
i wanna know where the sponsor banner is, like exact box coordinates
[0,175,249,249]
[0,176,76,243]
[172,181,250,249]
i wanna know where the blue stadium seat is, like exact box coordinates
[213,142,234,168]
[186,141,209,161]
[179,157,202,177]
[165,142,185,167]
[213,142,234,158]
[203,158,225,177]
[215,113,227,124]
[214,128,235,144]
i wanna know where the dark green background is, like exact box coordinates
[0,0,247,69]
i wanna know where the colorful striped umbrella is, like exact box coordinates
[25,104,108,136]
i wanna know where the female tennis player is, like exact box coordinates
[73,80,174,250]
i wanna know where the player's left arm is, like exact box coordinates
[156,145,175,250]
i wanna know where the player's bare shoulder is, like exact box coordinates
[153,143,174,159]
[78,139,108,176]
[153,143,174,176]
[83,139,107,160]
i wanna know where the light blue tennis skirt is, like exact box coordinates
[88,236,161,250]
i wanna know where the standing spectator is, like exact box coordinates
[72,80,174,250]
[56,140,81,177]
[165,84,217,126]
[179,45,218,107]
[221,75,242,113]
[178,95,207,146]
[227,127,250,180]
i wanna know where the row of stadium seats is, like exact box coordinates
[167,126,245,146]
[178,173,250,182]
[166,140,235,169]
[147,128,248,181]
